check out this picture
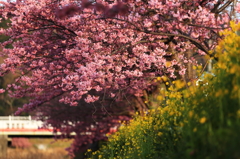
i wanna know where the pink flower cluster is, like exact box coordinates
[0,89,5,93]
[0,0,233,155]
[55,1,129,19]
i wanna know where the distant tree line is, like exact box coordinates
[0,16,28,115]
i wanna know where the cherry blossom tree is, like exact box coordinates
[0,0,234,155]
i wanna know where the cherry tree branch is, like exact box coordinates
[215,0,234,14]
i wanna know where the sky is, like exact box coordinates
[1,0,15,3]
[0,0,15,6]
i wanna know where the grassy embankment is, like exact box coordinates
[6,138,73,159]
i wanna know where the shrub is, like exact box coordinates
[87,21,240,159]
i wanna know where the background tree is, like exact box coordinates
[0,0,235,154]
[0,15,28,115]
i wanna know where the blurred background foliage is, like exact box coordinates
[0,16,28,116]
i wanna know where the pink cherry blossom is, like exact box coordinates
[0,89,5,93]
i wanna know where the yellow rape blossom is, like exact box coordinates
[161,76,168,82]
[175,80,185,89]
[165,61,172,67]
[215,90,222,97]
[189,111,194,118]
[158,132,163,136]
[199,117,207,124]
[157,77,161,81]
